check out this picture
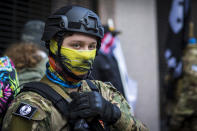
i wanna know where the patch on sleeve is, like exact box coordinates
[13,102,37,120]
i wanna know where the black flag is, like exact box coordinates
[165,0,191,78]
[163,1,191,129]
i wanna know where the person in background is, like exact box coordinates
[92,24,125,97]
[21,20,47,52]
[168,22,197,131]
[2,5,148,131]
[4,43,48,86]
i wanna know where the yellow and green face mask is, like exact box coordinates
[50,40,96,76]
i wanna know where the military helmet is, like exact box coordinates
[42,5,104,49]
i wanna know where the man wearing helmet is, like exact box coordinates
[2,5,148,131]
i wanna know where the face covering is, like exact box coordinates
[50,40,96,76]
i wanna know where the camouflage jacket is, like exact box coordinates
[169,76,197,131]
[2,76,148,131]
[169,44,197,131]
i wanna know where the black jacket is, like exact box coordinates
[92,52,125,97]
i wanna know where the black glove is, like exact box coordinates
[69,91,121,124]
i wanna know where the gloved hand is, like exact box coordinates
[69,91,121,124]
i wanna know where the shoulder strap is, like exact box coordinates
[86,79,100,92]
[21,82,69,116]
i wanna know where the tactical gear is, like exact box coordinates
[2,77,149,131]
[42,5,104,50]
[168,42,197,131]
[42,6,104,81]
[21,82,70,116]
[21,80,108,131]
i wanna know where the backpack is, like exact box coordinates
[0,56,20,130]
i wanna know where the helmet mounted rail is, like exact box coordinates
[42,6,104,46]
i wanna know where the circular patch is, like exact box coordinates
[19,105,32,116]
[13,102,37,119]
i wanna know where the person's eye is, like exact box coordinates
[89,44,96,50]
[72,43,80,49]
